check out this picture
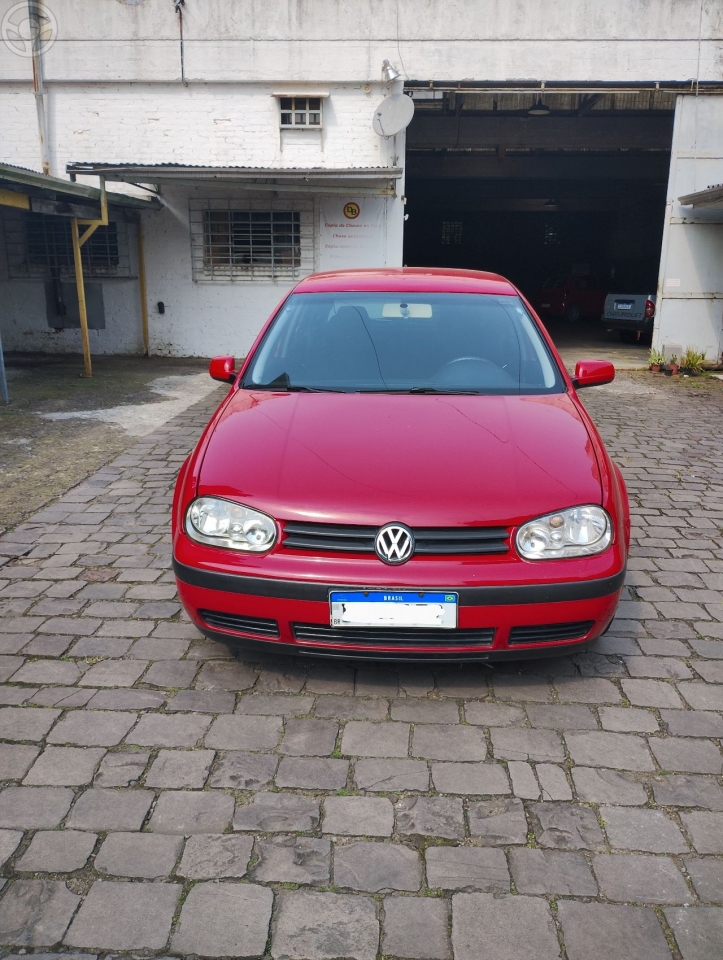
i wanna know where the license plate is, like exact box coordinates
[615,301,633,310]
[330,591,458,629]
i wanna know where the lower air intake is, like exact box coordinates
[200,610,280,638]
[292,623,495,647]
[508,621,594,645]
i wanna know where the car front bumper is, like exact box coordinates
[173,557,624,662]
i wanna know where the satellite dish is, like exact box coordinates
[373,93,415,137]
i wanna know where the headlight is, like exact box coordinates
[186,497,277,552]
[516,505,612,560]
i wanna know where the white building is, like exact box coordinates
[0,0,722,361]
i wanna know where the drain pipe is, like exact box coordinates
[28,0,50,175]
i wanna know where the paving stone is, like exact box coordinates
[625,655,692,679]
[602,806,689,853]
[382,895,450,960]
[195,659,257,690]
[65,880,181,951]
[11,661,83,685]
[167,689,236,713]
[507,760,540,799]
[0,829,22,867]
[599,706,660,732]
[234,791,320,832]
[0,786,73,828]
[678,682,723,711]
[0,685,39,705]
[431,761,510,795]
[468,797,528,844]
[148,790,234,834]
[650,738,723,775]
[395,795,464,839]
[125,713,211,747]
[208,750,278,790]
[323,795,394,836]
[252,835,331,883]
[537,762,573,800]
[426,845,509,892]
[78,660,147,687]
[29,687,95,708]
[315,694,388,720]
[490,727,564,762]
[94,832,183,878]
[593,853,693,904]
[86,689,164,710]
[509,848,598,896]
[558,901,672,960]
[680,812,723,854]
[93,750,149,787]
[341,720,410,758]
[281,718,339,755]
[491,675,552,702]
[664,907,723,960]
[272,889,378,960]
[254,664,307,694]
[392,699,459,723]
[0,744,40,779]
[566,731,655,771]
[622,678,684,708]
[276,756,349,789]
[524,703,597,729]
[334,840,422,892]
[177,833,254,878]
[237,692,315,715]
[66,788,153,831]
[452,892,560,960]
[17,829,95,873]
[685,858,723,901]
[172,881,272,957]
[531,801,606,850]
[354,758,429,792]
[661,709,723,738]
[205,714,282,750]
[553,675,622,703]
[0,880,81,946]
[143,659,199,687]
[47,711,137,747]
[24,746,105,786]
[412,724,487,761]
[0,707,60,742]
[144,748,214,788]
[572,767,648,805]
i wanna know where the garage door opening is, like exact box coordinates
[403,89,675,367]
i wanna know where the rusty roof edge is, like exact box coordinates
[0,162,161,209]
[64,162,403,181]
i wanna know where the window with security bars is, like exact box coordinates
[190,201,313,281]
[3,212,130,279]
[441,220,463,245]
[279,96,322,128]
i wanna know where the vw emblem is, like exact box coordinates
[375,523,414,565]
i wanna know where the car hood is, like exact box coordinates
[197,391,602,527]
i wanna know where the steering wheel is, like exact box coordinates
[432,356,513,388]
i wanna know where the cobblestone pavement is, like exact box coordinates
[0,372,721,960]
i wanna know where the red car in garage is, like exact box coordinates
[172,268,629,661]
[535,274,608,323]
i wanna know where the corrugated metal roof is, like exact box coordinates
[65,163,403,182]
[0,162,160,209]
[679,184,723,208]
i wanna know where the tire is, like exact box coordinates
[563,303,582,323]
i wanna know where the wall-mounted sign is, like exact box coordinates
[320,198,386,270]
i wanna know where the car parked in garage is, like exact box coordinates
[535,274,608,323]
[172,268,629,662]
[603,292,657,342]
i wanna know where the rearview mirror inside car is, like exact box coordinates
[573,360,615,389]
[209,355,237,384]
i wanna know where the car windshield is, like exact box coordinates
[242,292,564,395]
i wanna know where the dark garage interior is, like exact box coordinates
[403,89,675,357]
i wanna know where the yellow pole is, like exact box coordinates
[136,220,149,356]
[71,217,92,378]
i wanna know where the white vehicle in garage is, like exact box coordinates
[603,293,657,343]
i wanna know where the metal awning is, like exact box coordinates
[65,163,403,195]
[678,183,723,209]
[0,162,161,215]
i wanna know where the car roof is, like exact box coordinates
[293,267,518,296]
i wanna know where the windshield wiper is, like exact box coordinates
[407,386,482,395]
[245,373,346,393]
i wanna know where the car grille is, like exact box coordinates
[199,610,280,638]
[292,622,495,647]
[508,621,594,645]
[282,522,509,556]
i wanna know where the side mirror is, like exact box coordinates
[209,355,237,384]
[573,359,615,389]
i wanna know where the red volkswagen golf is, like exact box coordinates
[172,268,629,661]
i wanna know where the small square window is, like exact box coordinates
[441,220,463,245]
[279,96,323,129]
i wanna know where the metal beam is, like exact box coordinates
[0,188,30,210]
[406,152,671,180]
[70,178,108,378]
[137,221,150,357]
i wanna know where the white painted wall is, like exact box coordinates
[654,96,723,362]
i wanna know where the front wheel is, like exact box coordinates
[563,303,582,323]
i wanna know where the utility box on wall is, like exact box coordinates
[44,280,105,329]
